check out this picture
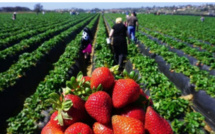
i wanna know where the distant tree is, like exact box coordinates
[34,3,43,14]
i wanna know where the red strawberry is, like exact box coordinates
[112,79,140,108]
[49,93,88,127]
[64,122,93,134]
[112,115,145,134]
[145,106,173,134]
[41,121,64,134]
[64,94,88,123]
[93,122,113,134]
[85,91,112,124]
[49,111,67,129]
[90,67,115,91]
[121,105,145,123]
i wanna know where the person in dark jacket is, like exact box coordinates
[81,27,93,59]
[109,17,130,71]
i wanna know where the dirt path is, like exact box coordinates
[86,22,100,76]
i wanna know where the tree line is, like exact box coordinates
[0,6,31,12]
[0,3,43,13]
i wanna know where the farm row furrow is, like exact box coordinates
[136,33,215,97]
[0,14,86,50]
[138,29,215,75]
[136,33,215,131]
[0,15,92,72]
[138,25,215,52]
[140,27,215,61]
[0,15,95,91]
[0,16,71,40]
[137,14,215,44]
[140,26,215,53]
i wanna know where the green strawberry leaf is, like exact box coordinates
[61,111,72,120]
[62,99,73,111]
[62,87,71,95]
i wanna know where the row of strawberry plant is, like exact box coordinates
[104,14,207,134]
[108,13,215,48]
[139,27,215,70]
[136,14,215,44]
[141,26,215,54]
[0,13,46,30]
[0,14,89,52]
[0,13,70,33]
[141,25,215,52]
[0,14,71,40]
[140,25,215,55]
[93,15,114,68]
[0,15,92,72]
[136,32,215,97]
[106,13,215,76]
[128,42,206,134]
[0,14,86,49]
[107,14,215,131]
[6,15,99,134]
[0,15,96,92]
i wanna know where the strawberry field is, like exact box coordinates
[0,12,215,134]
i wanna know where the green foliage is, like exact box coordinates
[103,14,206,133]
[6,14,99,133]
[172,112,205,134]
[93,15,114,68]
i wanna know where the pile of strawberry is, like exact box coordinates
[41,67,173,134]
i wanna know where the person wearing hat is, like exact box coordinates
[81,27,93,59]
[126,12,138,41]
[109,17,130,71]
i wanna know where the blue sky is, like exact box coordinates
[0,2,214,10]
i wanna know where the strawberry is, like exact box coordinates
[85,91,112,124]
[120,105,145,123]
[93,122,113,134]
[49,111,67,129]
[64,122,93,134]
[64,94,88,123]
[112,115,145,134]
[41,121,64,134]
[145,106,173,134]
[90,67,115,91]
[47,93,87,127]
[112,79,140,108]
